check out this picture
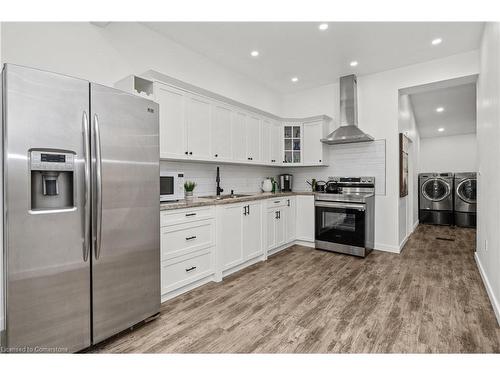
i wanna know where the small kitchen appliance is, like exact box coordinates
[160,171,185,201]
[279,174,293,192]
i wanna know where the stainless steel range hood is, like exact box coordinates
[321,74,374,145]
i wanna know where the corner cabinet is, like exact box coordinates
[117,75,330,167]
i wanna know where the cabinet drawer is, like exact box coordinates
[161,249,213,293]
[161,219,214,260]
[267,197,289,209]
[161,206,215,226]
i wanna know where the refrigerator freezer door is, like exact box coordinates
[90,84,160,344]
[3,65,91,352]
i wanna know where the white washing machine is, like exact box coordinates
[454,172,476,228]
[419,172,454,225]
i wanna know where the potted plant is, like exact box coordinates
[184,181,197,202]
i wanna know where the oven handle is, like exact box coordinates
[314,201,366,211]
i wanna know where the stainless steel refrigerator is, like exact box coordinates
[1,64,160,353]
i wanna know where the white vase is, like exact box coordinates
[262,179,273,192]
[185,191,194,202]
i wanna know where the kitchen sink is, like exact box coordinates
[201,194,252,200]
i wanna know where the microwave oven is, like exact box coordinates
[160,171,185,202]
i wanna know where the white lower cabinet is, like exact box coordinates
[266,197,296,253]
[160,195,312,301]
[160,206,216,301]
[161,249,213,294]
[296,195,315,243]
[216,201,264,275]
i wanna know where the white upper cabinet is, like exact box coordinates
[232,111,248,162]
[211,103,233,161]
[283,123,303,165]
[271,121,283,165]
[185,94,212,159]
[261,118,272,164]
[147,77,330,167]
[246,115,261,162]
[303,120,325,165]
[155,83,187,159]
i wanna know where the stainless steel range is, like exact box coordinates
[315,177,375,257]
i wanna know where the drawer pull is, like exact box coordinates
[274,200,280,203]
[185,213,197,217]
[185,266,197,272]
[185,235,197,241]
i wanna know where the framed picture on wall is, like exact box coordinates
[399,133,409,197]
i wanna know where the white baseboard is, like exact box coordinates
[294,240,315,248]
[161,273,216,303]
[221,255,264,278]
[374,242,401,253]
[413,220,419,231]
[474,252,500,326]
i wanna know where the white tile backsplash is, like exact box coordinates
[284,140,387,194]
[161,140,386,197]
[161,160,280,196]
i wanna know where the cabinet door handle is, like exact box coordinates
[185,266,197,272]
[185,151,188,155]
[189,151,193,155]
[275,211,278,219]
[243,206,247,215]
[215,154,218,157]
[247,205,250,215]
[185,213,197,217]
[287,199,290,207]
[278,211,281,219]
[185,236,197,241]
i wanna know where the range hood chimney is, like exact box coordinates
[321,74,374,145]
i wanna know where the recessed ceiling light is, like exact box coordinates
[431,38,442,45]
[291,77,299,83]
[438,128,445,132]
[250,50,259,57]
[319,23,329,31]
[436,107,444,113]
[350,61,358,67]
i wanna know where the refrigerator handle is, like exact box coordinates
[94,113,103,260]
[82,111,91,262]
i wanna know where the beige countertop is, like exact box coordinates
[160,191,315,211]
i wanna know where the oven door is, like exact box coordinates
[315,201,366,248]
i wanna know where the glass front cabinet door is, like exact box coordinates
[283,123,302,164]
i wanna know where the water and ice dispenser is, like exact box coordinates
[30,150,75,211]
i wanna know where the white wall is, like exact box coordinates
[161,161,279,197]
[419,133,477,173]
[398,94,420,248]
[476,22,500,325]
[282,51,480,252]
[0,22,282,115]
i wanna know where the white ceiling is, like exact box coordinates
[409,81,477,138]
[142,22,484,94]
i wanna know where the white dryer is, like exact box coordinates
[454,172,476,228]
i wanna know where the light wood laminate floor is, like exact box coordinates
[93,225,500,353]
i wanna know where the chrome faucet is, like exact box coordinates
[216,167,224,196]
